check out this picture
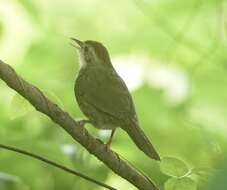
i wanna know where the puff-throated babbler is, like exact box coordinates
[72,38,160,160]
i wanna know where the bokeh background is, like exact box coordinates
[0,0,226,190]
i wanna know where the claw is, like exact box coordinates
[105,140,112,150]
[78,119,90,127]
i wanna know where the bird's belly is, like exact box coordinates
[79,101,120,129]
[75,69,125,130]
[94,122,118,130]
[75,82,120,130]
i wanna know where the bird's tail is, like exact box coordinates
[124,121,160,160]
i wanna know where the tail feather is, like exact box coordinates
[124,123,160,160]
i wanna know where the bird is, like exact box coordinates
[72,38,160,160]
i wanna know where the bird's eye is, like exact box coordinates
[84,46,88,52]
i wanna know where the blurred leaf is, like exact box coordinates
[10,90,64,120]
[10,93,34,119]
[165,177,197,190]
[0,0,226,189]
[203,160,227,190]
[0,172,19,182]
[18,0,40,21]
[160,157,189,177]
[0,172,25,190]
[0,20,3,39]
[192,167,214,181]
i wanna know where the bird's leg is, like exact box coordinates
[105,129,116,149]
[77,119,91,127]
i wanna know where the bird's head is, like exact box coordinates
[71,38,112,68]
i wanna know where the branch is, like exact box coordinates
[0,60,159,190]
[0,144,116,190]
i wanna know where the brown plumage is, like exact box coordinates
[72,38,160,160]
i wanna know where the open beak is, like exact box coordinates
[70,38,83,49]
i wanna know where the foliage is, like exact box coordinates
[0,0,226,189]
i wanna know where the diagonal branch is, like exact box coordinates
[0,60,159,190]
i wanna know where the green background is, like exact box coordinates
[0,0,226,189]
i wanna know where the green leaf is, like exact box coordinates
[17,0,40,22]
[165,177,197,190]
[0,172,19,182]
[0,172,24,190]
[0,20,3,39]
[191,167,214,181]
[160,156,189,177]
[192,167,214,175]
[10,93,34,119]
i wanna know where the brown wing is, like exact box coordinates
[76,66,136,121]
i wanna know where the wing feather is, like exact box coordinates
[76,66,135,120]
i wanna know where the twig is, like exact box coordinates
[0,143,116,190]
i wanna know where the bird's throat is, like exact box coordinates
[79,54,88,68]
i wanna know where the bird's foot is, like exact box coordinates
[77,119,90,127]
[105,141,112,151]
